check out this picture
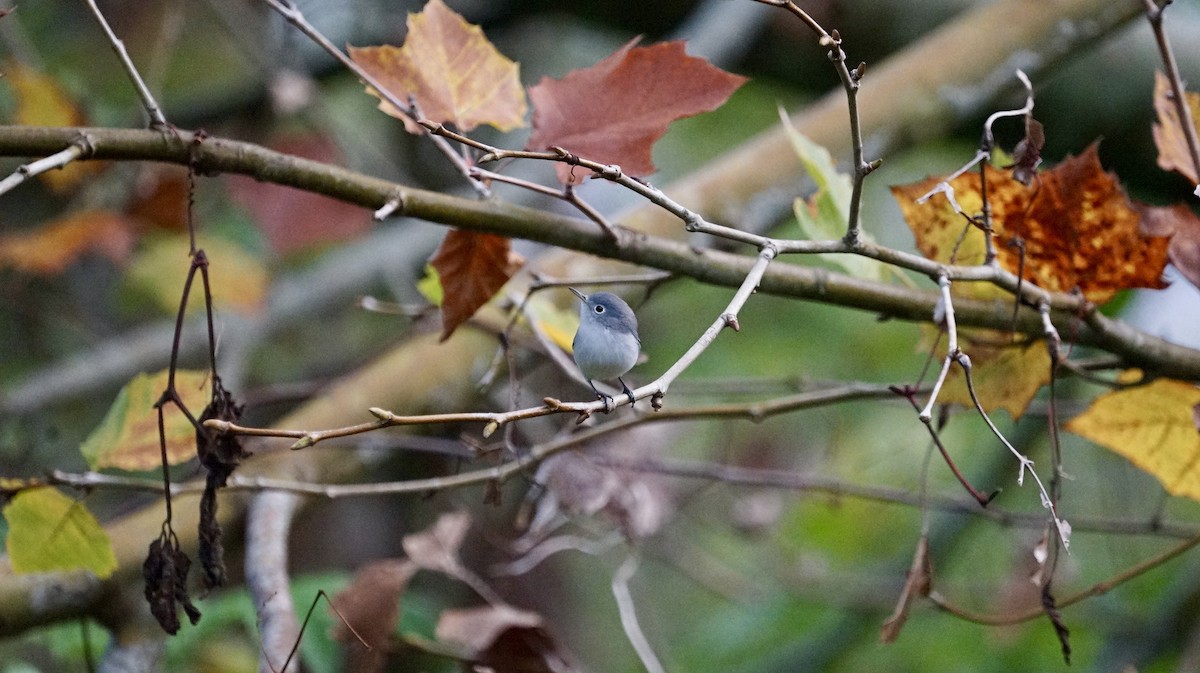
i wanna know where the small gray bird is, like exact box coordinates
[570,288,640,407]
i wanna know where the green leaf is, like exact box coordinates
[4,488,117,578]
[416,263,444,306]
[79,369,211,471]
[778,107,887,282]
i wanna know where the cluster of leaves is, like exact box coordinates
[351,0,744,340]
[4,0,1200,670]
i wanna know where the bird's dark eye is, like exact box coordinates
[594,305,605,314]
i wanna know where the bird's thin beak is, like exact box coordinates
[569,287,586,302]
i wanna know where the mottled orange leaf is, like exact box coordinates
[919,326,1050,419]
[348,0,526,134]
[79,369,211,471]
[3,61,105,192]
[0,210,137,275]
[227,133,371,254]
[527,39,747,184]
[1152,70,1200,185]
[892,144,1171,303]
[429,229,524,341]
[1067,374,1200,501]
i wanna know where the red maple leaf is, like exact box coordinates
[526,38,746,185]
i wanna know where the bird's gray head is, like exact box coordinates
[570,288,639,338]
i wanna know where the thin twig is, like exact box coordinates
[0,137,93,198]
[84,0,168,127]
[44,464,1200,538]
[261,0,490,197]
[611,554,667,673]
[930,531,1200,625]
[749,0,877,243]
[1143,0,1200,190]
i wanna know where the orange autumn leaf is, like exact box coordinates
[1066,374,1200,501]
[0,210,137,275]
[3,61,105,192]
[1152,70,1200,186]
[429,229,524,341]
[526,39,747,185]
[348,0,526,134]
[892,144,1170,303]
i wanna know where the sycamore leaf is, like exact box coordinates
[779,108,887,282]
[429,230,524,341]
[1066,374,1200,501]
[919,327,1050,420]
[3,61,104,192]
[527,38,746,185]
[1152,70,1200,186]
[0,210,137,275]
[227,133,372,255]
[892,143,1171,303]
[126,234,269,314]
[80,369,211,471]
[4,488,117,578]
[1136,201,1200,291]
[348,0,526,134]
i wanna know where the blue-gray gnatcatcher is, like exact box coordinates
[570,288,640,407]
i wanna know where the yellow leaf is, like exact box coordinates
[80,369,212,471]
[126,234,269,315]
[921,327,1051,420]
[526,293,579,353]
[4,488,117,578]
[1066,375,1200,500]
[3,61,104,192]
[348,0,527,133]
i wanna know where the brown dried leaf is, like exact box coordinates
[1007,117,1044,186]
[1152,70,1200,185]
[402,510,471,575]
[880,535,931,644]
[0,210,136,275]
[331,558,418,673]
[127,166,190,232]
[527,38,747,184]
[1135,201,1200,290]
[892,143,1171,303]
[436,604,572,673]
[348,0,526,134]
[429,229,524,341]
